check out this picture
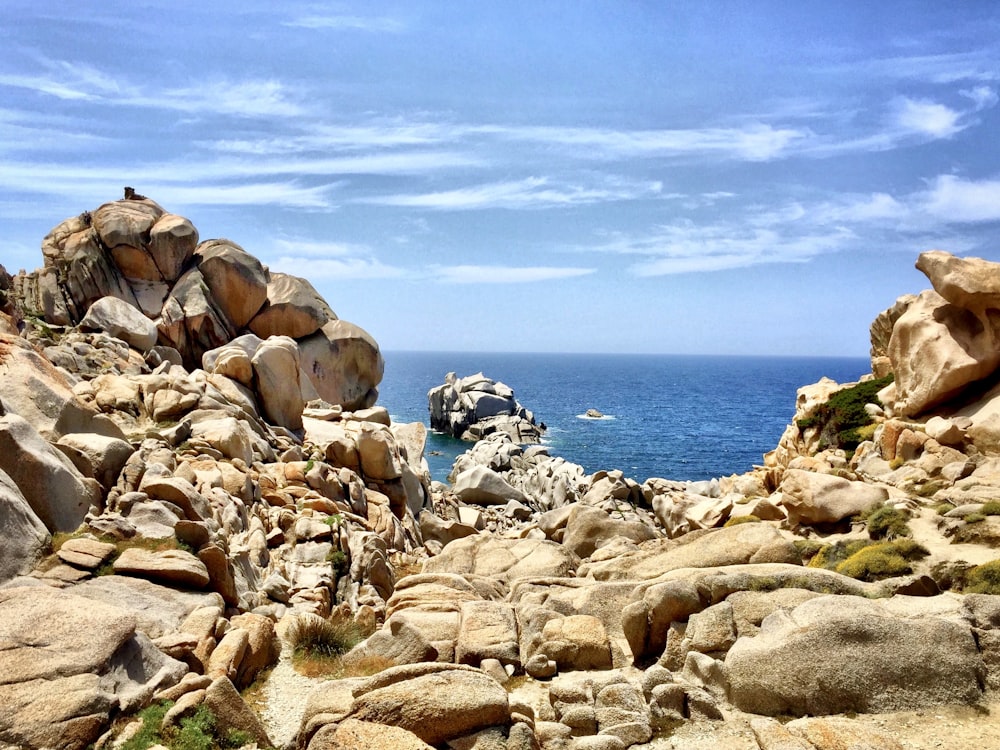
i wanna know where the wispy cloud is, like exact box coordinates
[848,51,1000,84]
[0,58,303,118]
[592,222,853,277]
[435,265,596,284]
[365,176,662,210]
[270,256,406,280]
[282,14,404,33]
[919,175,1000,223]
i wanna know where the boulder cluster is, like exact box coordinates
[2,198,1000,750]
[429,371,545,443]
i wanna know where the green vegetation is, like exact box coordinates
[796,374,894,454]
[965,513,987,524]
[982,502,1000,516]
[723,514,761,527]
[834,539,929,582]
[793,538,824,565]
[859,503,911,540]
[935,502,956,516]
[326,549,348,576]
[118,702,255,750]
[960,560,1000,595]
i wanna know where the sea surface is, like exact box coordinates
[377,352,871,484]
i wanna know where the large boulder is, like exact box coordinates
[778,468,888,527]
[340,664,510,746]
[250,336,305,431]
[157,267,234,368]
[0,469,49,583]
[0,413,98,532]
[423,536,579,581]
[0,585,186,750]
[299,320,384,410]
[91,198,166,282]
[887,288,1000,417]
[248,272,335,339]
[452,464,530,506]
[193,239,268,331]
[724,595,985,715]
[916,249,1000,317]
[79,296,158,352]
[0,334,126,440]
[148,213,198,283]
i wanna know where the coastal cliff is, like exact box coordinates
[2,198,1000,749]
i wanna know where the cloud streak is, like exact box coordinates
[434,265,596,284]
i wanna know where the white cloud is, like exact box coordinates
[271,256,406,280]
[0,58,303,118]
[851,51,1000,84]
[282,14,404,33]
[145,182,335,209]
[435,265,596,284]
[813,192,909,223]
[893,97,964,138]
[961,85,1000,111]
[919,175,1000,223]
[365,176,662,210]
[270,239,365,258]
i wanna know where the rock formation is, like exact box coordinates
[2,203,1000,750]
[428,371,545,442]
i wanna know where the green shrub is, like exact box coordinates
[982,502,1000,516]
[326,549,348,576]
[793,539,824,564]
[834,539,929,582]
[723,514,761,527]
[117,701,254,750]
[935,502,956,516]
[965,513,987,524]
[796,374,894,453]
[860,504,911,540]
[119,702,172,750]
[807,539,874,571]
[287,616,361,658]
[961,560,1000,594]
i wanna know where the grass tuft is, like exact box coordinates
[860,504,911,540]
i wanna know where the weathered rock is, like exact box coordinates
[79,296,158,352]
[0,469,49,583]
[249,272,335,340]
[347,665,510,746]
[251,335,305,431]
[56,537,116,570]
[540,615,613,671]
[113,547,211,589]
[453,465,530,506]
[148,213,198,283]
[299,320,384,410]
[424,536,579,581]
[888,287,1000,417]
[725,594,985,715]
[561,504,657,559]
[203,676,272,748]
[0,413,98,532]
[428,372,544,443]
[157,267,234,368]
[194,239,268,331]
[0,334,126,440]
[56,432,134,491]
[0,585,185,750]
[455,600,520,667]
[779,469,888,527]
[308,718,434,750]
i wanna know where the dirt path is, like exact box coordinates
[257,643,325,750]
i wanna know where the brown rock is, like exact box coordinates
[113,547,211,589]
[249,272,336,340]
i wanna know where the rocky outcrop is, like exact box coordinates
[11,191,383,410]
[428,371,544,442]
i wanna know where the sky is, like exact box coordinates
[2,2,1000,357]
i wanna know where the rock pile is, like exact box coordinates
[428,371,545,443]
[3,201,1000,750]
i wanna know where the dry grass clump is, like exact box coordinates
[859,503,911,540]
[286,615,361,658]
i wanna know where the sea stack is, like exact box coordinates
[427,370,545,442]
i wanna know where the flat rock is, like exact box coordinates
[112,547,211,589]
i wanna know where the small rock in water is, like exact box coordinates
[585,408,604,419]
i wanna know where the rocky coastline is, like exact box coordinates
[2,195,1000,749]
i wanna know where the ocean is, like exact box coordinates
[377,352,871,484]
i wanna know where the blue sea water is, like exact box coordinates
[377,352,871,484]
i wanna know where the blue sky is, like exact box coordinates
[2,2,999,356]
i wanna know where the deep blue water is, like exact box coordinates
[376,352,870,484]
